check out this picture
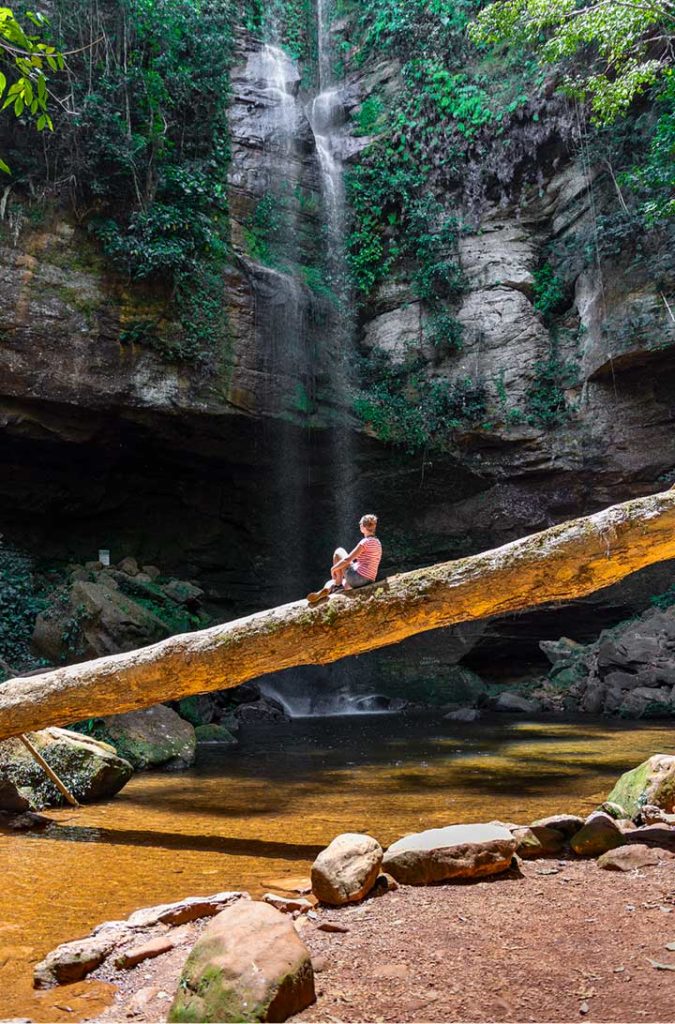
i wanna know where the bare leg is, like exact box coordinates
[331,547,349,588]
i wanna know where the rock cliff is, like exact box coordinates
[0,12,672,700]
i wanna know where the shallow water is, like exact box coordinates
[2,713,673,1021]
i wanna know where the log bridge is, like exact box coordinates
[1,488,674,743]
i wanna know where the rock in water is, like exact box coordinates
[493,692,541,714]
[168,902,315,1023]
[311,833,383,905]
[96,705,196,770]
[606,754,675,819]
[0,728,133,810]
[383,823,516,884]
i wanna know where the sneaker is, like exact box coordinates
[306,582,341,604]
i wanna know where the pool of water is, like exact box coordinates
[2,712,673,1021]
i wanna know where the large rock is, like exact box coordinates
[168,901,315,1023]
[0,728,133,810]
[95,705,196,770]
[512,825,565,858]
[597,844,672,871]
[34,934,118,988]
[569,812,626,857]
[311,833,383,905]
[530,813,585,837]
[493,692,541,714]
[606,754,675,819]
[574,606,675,718]
[382,823,516,885]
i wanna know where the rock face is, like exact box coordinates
[0,728,132,810]
[571,606,675,717]
[95,705,196,770]
[311,834,383,905]
[168,901,315,1023]
[32,561,209,665]
[0,23,673,708]
[383,823,516,884]
[606,755,675,818]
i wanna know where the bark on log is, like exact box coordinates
[1,488,674,742]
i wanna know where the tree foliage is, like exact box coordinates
[0,7,64,171]
[470,0,675,123]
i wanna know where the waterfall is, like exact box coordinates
[306,0,357,537]
[238,3,376,713]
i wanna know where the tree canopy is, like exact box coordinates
[0,7,63,171]
[469,0,675,123]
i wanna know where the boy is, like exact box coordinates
[307,514,382,604]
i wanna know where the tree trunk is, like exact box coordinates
[1,488,674,742]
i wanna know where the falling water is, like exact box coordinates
[249,39,316,600]
[307,0,357,536]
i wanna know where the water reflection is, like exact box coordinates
[1,712,673,1022]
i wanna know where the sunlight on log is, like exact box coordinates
[0,488,674,741]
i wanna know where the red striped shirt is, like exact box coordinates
[354,536,382,581]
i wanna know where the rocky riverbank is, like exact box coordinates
[26,753,675,1023]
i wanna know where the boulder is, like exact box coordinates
[493,692,541,714]
[606,754,675,818]
[618,687,672,718]
[0,777,31,812]
[95,705,196,770]
[383,823,516,884]
[597,844,670,871]
[0,728,133,810]
[625,824,675,850]
[235,697,288,722]
[570,812,626,857]
[311,833,383,905]
[530,813,585,837]
[195,723,238,744]
[444,707,481,722]
[34,933,119,988]
[540,637,586,667]
[598,801,629,820]
[512,825,565,858]
[118,556,140,576]
[126,891,249,929]
[168,901,315,1023]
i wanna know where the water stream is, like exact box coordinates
[2,713,674,1022]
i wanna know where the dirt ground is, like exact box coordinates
[85,856,675,1024]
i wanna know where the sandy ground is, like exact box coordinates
[85,856,675,1024]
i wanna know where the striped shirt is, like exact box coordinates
[354,535,382,581]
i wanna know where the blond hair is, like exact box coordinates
[360,513,378,532]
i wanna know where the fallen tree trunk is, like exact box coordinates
[1,488,674,742]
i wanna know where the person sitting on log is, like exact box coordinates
[307,514,382,604]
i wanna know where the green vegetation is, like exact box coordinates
[0,545,46,674]
[244,0,315,60]
[470,0,674,124]
[353,349,487,452]
[0,7,64,171]
[4,0,249,363]
[532,262,567,325]
[525,345,578,427]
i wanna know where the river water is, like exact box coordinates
[2,712,673,1021]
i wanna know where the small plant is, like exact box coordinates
[525,350,578,427]
[532,263,567,325]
